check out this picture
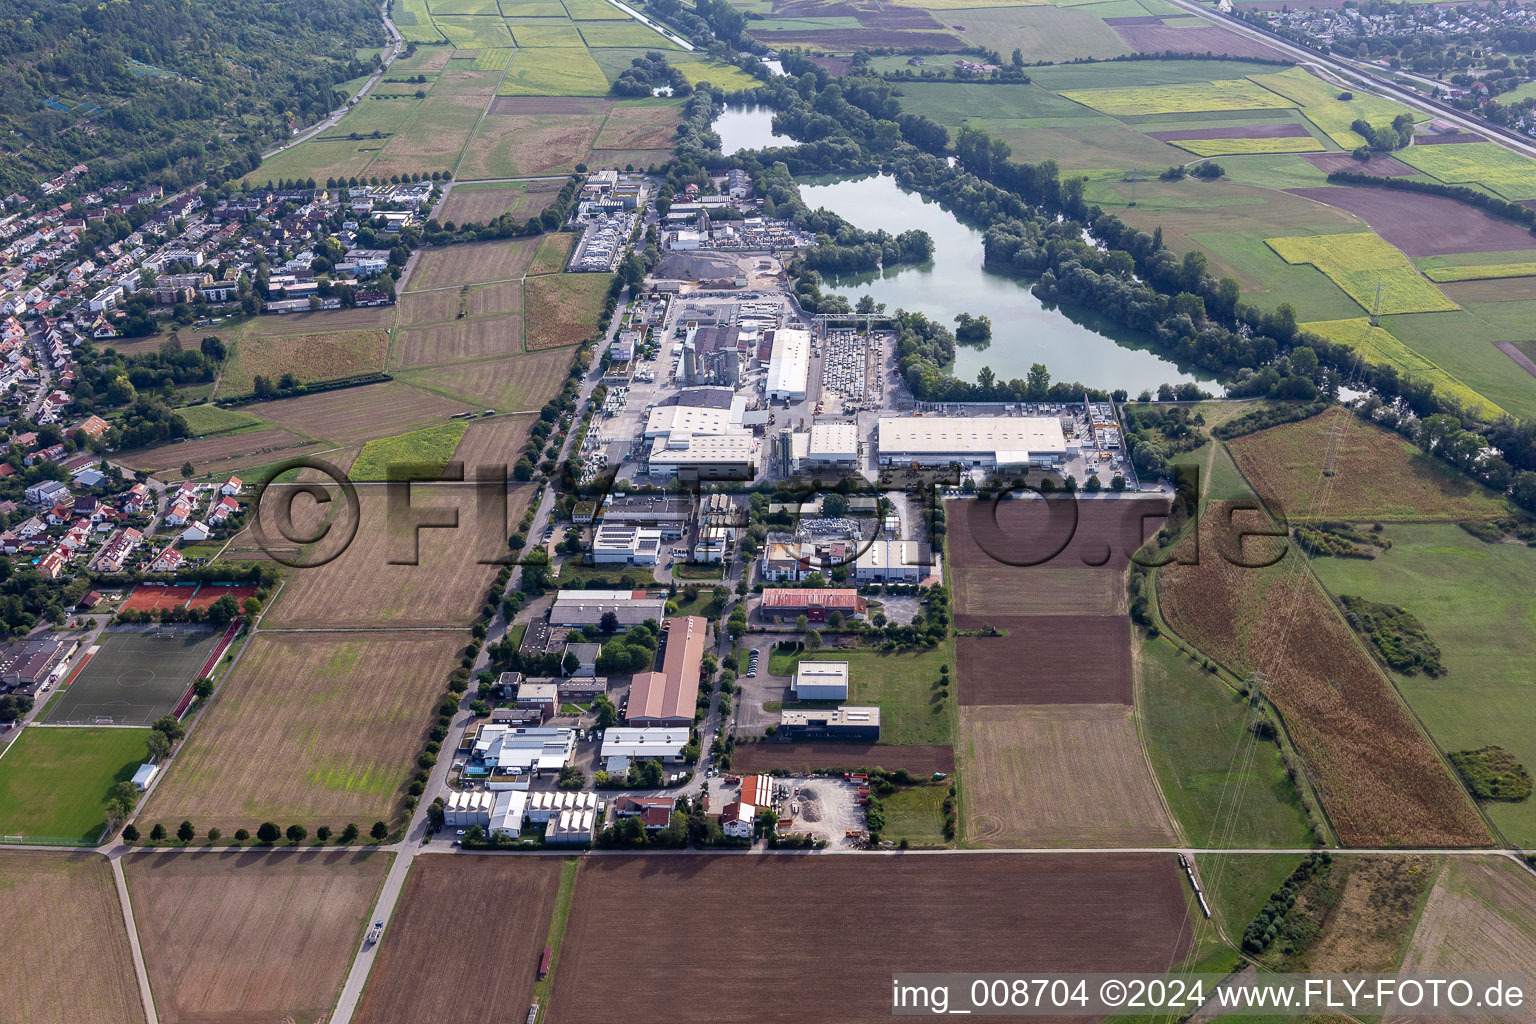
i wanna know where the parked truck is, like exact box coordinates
[365,920,384,946]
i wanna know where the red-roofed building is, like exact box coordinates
[758,588,867,624]
[625,615,705,727]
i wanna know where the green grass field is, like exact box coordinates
[1266,232,1457,314]
[1193,853,1306,960]
[1382,307,1536,421]
[1397,141,1536,201]
[577,20,677,46]
[671,60,760,91]
[506,17,586,45]
[178,404,266,436]
[1138,634,1315,848]
[879,784,950,847]
[1249,65,1419,148]
[499,47,610,95]
[348,421,469,481]
[1308,525,1536,847]
[0,728,152,843]
[434,15,517,47]
[772,646,955,748]
[1301,317,1503,417]
[1061,77,1286,116]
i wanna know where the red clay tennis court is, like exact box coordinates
[184,584,259,611]
[120,583,199,612]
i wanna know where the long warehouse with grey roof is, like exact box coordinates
[876,416,1073,468]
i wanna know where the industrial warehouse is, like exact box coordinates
[876,415,1071,469]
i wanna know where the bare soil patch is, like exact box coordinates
[1147,123,1312,141]
[956,614,1132,705]
[1287,185,1536,256]
[960,703,1178,848]
[124,848,391,1024]
[730,742,953,775]
[0,851,145,1024]
[253,381,475,446]
[548,854,1194,1023]
[261,482,531,629]
[143,630,469,828]
[391,317,523,369]
[354,856,563,1024]
[1302,151,1417,175]
[1415,133,1486,144]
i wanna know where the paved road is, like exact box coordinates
[1167,0,1536,162]
[261,0,403,161]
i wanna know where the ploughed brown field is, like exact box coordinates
[1157,502,1488,847]
[730,741,954,775]
[123,849,391,1024]
[353,855,564,1024]
[956,614,1131,705]
[546,854,1195,1023]
[1287,185,1536,256]
[0,852,146,1024]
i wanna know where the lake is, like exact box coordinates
[798,174,1215,394]
[714,104,791,157]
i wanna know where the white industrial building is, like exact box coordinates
[549,589,667,627]
[647,433,756,480]
[592,523,663,565]
[854,539,932,582]
[546,808,597,845]
[877,416,1071,469]
[489,789,528,837]
[790,422,859,471]
[765,328,810,401]
[600,727,690,764]
[472,725,576,783]
[444,790,495,827]
[527,789,600,823]
[792,661,849,701]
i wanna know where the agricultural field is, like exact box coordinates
[1061,77,1287,116]
[529,231,576,275]
[1424,261,1536,282]
[220,330,388,396]
[124,849,392,1024]
[397,288,466,326]
[499,47,610,96]
[591,100,683,150]
[1396,856,1536,1024]
[1224,406,1507,521]
[955,614,1131,704]
[1265,232,1457,315]
[1286,187,1536,258]
[178,404,265,436]
[449,414,537,467]
[400,348,575,411]
[959,703,1178,848]
[262,482,530,629]
[940,6,1131,63]
[436,180,562,225]
[1172,135,1323,156]
[390,317,524,368]
[118,427,318,474]
[1157,501,1489,848]
[253,381,475,446]
[1301,317,1502,417]
[405,236,540,290]
[1138,634,1316,849]
[1250,65,1419,148]
[1396,141,1536,200]
[1309,524,1536,846]
[670,60,761,91]
[0,852,146,1024]
[524,271,614,349]
[353,856,563,1024]
[460,104,608,177]
[348,421,469,480]
[0,727,152,843]
[729,742,954,775]
[546,855,1194,1022]
[367,71,500,179]
[142,631,467,829]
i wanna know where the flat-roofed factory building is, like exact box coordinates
[877,416,1072,469]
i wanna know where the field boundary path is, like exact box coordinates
[111,855,160,1024]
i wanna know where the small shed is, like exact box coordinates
[131,763,159,791]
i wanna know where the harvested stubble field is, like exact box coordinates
[468,280,524,316]
[462,109,605,178]
[1266,232,1457,315]
[1286,186,1536,258]
[398,289,464,325]
[451,415,537,467]
[143,631,467,829]
[592,102,682,149]
[729,742,954,775]
[253,381,475,446]
[237,306,394,335]
[437,183,559,225]
[947,497,1167,616]
[353,856,563,1024]
[262,483,529,628]
[960,703,1179,848]
[525,272,613,349]
[0,852,145,1024]
[366,72,500,178]
[119,427,316,473]
[401,349,571,411]
[390,317,523,368]
[1157,502,1489,847]
[546,854,1194,1023]
[221,330,388,396]
[1224,406,1507,521]
[124,849,392,1024]
[1395,856,1536,1024]
[405,237,540,291]
[955,614,1131,704]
